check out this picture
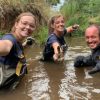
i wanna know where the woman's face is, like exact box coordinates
[53,16,65,35]
[15,15,36,39]
[85,26,100,49]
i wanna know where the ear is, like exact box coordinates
[14,22,18,29]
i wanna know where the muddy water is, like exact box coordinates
[0,37,100,100]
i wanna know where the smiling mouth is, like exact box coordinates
[88,43,96,47]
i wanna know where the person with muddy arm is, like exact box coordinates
[74,24,100,74]
[0,12,36,89]
[42,14,79,62]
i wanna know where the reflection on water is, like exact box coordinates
[0,37,100,100]
[27,62,50,100]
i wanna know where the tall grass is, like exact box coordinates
[35,26,48,45]
[60,0,90,36]
[65,14,89,36]
[61,1,79,19]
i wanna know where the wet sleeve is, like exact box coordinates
[94,56,100,70]
[95,62,100,70]
[88,62,100,74]
[74,56,85,67]
[47,34,58,45]
[2,34,16,45]
[83,55,93,66]
[74,55,93,67]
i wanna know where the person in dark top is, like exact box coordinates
[74,24,100,74]
[0,12,36,89]
[42,14,79,62]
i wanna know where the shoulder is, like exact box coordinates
[47,33,58,44]
[2,33,17,44]
[48,33,57,40]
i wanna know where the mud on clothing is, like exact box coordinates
[43,29,68,61]
[0,33,26,88]
[74,45,100,74]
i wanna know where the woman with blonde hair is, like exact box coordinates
[0,12,36,89]
[42,14,79,62]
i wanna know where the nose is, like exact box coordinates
[60,22,64,26]
[87,37,93,43]
[26,25,30,29]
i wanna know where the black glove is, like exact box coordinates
[26,37,35,45]
[74,56,85,67]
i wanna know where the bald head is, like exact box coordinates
[85,25,100,37]
[85,24,100,49]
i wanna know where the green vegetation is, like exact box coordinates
[60,0,100,36]
[0,0,100,44]
[35,26,48,45]
[0,0,50,45]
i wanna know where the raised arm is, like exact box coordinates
[52,42,60,61]
[0,40,13,56]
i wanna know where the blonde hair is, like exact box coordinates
[48,14,64,34]
[11,12,36,33]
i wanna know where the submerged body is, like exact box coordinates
[42,15,79,62]
[43,29,67,61]
[0,12,36,89]
[74,25,100,74]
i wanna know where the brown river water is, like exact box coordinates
[0,37,100,100]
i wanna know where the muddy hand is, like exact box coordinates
[26,37,35,45]
[72,24,79,30]
[22,37,36,46]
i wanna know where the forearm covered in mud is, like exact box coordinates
[74,55,93,67]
